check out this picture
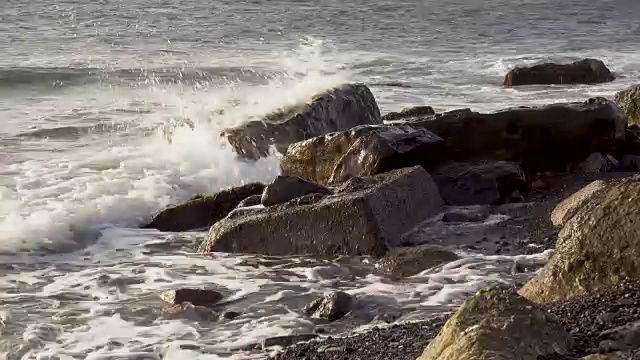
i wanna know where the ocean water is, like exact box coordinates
[1,0,639,358]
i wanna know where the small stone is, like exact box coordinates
[304,291,353,321]
[160,288,223,307]
[442,205,490,223]
[221,310,242,320]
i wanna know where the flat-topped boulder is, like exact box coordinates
[280,124,445,185]
[199,166,444,257]
[615,84,640,125]
[417,286,572,360]
[503,58,615,87]
[221,83,382,159]
[520,176,640,304]
[143,182,265,232]
[405,98,626,174]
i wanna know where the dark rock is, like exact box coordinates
[503,59,615,87]
[582,350,640,359]
[598,321,640,353]
[575,153,618,173]
[442,205,491,223]
[221,310,242,320]
[432,161,527,206]
[520,177,640,304]
[382,105,435,121]
[160,288,223,307]
[162,302,219,321]
[143,182,265,232]
[615,85,640,125]
[378,245,459,278]
[281,124,445,185]
[417,286,572,359]
[199,166,444,257]
[619,154,640,172]
[550,180,607,227]
[405,99,626,174]
[304,291,353,321]
[263,334,319,349]
[221,83,382,160]
[261,176,332,207]
[236,194,262,208]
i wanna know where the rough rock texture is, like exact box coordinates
[550,180,607,227]
[432,161,527,206]
[582,350,640,359]
[160,288,223,306]
[619,154,640,171]
[417,286,572,360]
[377,245,459,279]
[281,124,445,185]
[221,83,382,159]
[615,85,640,125]
[405,98,626,174]
[261,176,332,207]
[520,177,640,304]
[143,182,265,232]
[503,59,615,87]
[304,291,353,321]
[199,166,444,257]
[382,105,435,121]
[236,194,262,208]
[575,153,618,173]
[271,317,447,360]
[543,282,640,358]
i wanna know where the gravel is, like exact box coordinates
[270,317,446,360]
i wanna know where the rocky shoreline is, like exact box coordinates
[143,58,640,359]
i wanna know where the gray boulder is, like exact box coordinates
[378,245,459,279]
[304,291,353,321]
[221,83,382,159]
[381,105,435,121]
[281,124,445,185]
[503,58,615,87]
[143,182,265,232]
[199,166,444,257]
[417,286,572,360]
[261,175,332,207]
[615,85,640,125]
[550,180,607,227]
[432,161,527,206]
[575,152,618,173]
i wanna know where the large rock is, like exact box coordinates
[378,245,459,279]
[261,176,331,207]
[304,291,353,321]
[615,85,640,125]
[417,286,572,360]
[281,124,445,185]
[382,105,435,122]
[550,180,607,227]
[199,166,444,257]
[503,58,615,87]
[143,182,265,232]
[405,98,626,174]
[221,83,382,159]
[432,161,527,206]
[520,177,640,304]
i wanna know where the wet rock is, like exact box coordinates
[576,153,618,173]
[598,320,640,353]
[304,291,353,321]
[619,154,640,172]
[442,205,491,222]
[503,58,615,87]
[162,302,219,321]
[378,245,459,278]
[582,350,640,359]
[281,124,445,185]
[615,85,640,125]
[432,161,527,206]
[143,182,265,232]
[221,310,242,320]
[417,286,572,360]
[381,105,435,121]
[222,83,382,160]
[550,180,607,227]
[262,334,318,349]
[160,288,223,307]
[199,166,444,257]
[406,99,626,174]
[236,194,262,208]
[261,176,332,207]
[520,177,640,304]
